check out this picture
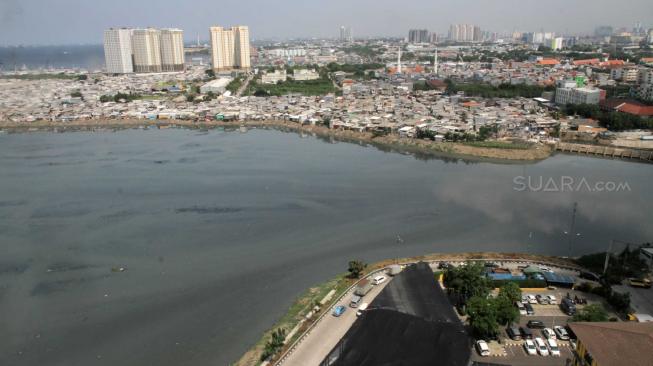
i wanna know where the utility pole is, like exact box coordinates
[603,240,613,276]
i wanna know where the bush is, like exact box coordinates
[608,291,631,313]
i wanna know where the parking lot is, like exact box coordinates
[470,285,615,366]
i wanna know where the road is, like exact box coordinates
[236,73,254,97]
[281,277,391,366]
[614,284,653,315]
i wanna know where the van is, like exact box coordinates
[349,295,363,308]
[560,298,576,316]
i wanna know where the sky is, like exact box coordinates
[1,0,652,46]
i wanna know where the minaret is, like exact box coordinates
[397,46,402,74]
[434,47,439,76]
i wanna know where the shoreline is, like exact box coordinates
[0,119,553,162]
[235,251,580,366]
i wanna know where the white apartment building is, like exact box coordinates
[210,25,251,72]
[104,28,134,74]
[160,29,185,72]
[551,37,564,51]
[292,69,320,81]
[269,49,306,57]
[132,28,162,73]
[555,87,601,105]
[610,67,639,82]
[261,70,287,84]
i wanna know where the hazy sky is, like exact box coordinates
[1,0,652,45]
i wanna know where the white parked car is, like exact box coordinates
[527,294,538,304]
[523,339,537,355]
[475,340,490,357]
[372,275,386,285]
[546,295,558,305]
[515,301,527,315]
[356,302,368,316]
[535,337,550,356]
[553,325,569,340]
[542,328,556,340]
[540,266,554,273]
[547,338,561,357]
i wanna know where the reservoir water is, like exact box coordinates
[1,128,651,365]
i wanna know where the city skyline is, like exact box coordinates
[1,0,653,46]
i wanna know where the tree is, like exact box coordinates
[260,328,286,361]
[467,296,499,338]
[572,304,609,322]
[347,260,367,279]
[99,94,112,103]
[494,295,519,326]
[205,69,215,79]
[443,261,492,303]
[70,90,83,99]
[498,282,522,304]
[608,291,631,314]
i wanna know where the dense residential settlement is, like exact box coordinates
[1,22,653,366]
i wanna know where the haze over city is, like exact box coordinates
[1,0,653,45]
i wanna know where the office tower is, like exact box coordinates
[103,28,133,74]
[209,25,251,72]
[339,26,353,42]
[551,37,564,51]
[449,24,480,42]
[408,29,429,43]
[132,28,162,73]
[160,28,185,72]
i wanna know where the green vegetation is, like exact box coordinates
[572,304,609,322]
[251,78,336,96]
[226,76,243,94]
[347,260,367,279]
[466,282,522,338]
[260,328,286,361]
[443,261,492,303]
[462,141,532,150]
[446,80,554,98]
[99,92,142,103]
[342,45,381,58]
[204,69,215,79]
[466,296,499,338]
[70,90,83,99]
[575,245,650,284]
[562,103,653,131]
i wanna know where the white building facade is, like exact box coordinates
[210,25,251,72]
[132,28,163,73]
[160,29,185,72]
[103,28,134,74]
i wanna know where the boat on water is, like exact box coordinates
[239,126,248,133]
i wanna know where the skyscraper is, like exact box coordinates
[210,26,251,72]
[132,28,162,73]
[339,26,353,42]
[160,29,185,72]
[103,28,133,74]
[408,29,430,43]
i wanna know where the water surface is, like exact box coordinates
[0,129,651,365]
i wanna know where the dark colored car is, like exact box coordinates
[560,297,577,316]
[524,302,535,315]
[520,326,534,339]
[507,324,522,340]
[527,320,546,329]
